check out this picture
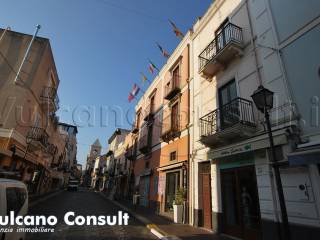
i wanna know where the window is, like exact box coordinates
[147,123,153,147]
[145,161,150,169]
[171,102,179,131]
[218,80,239,129]
[218,79,237,106]
[136,111,141,128]
[172,65,180,88]
[6,187,27,215]
[170,151,177,161]
[150,95,155,113]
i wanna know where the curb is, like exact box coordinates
[29,190,64,208]
[98,192,180,240]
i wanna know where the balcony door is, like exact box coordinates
[215,19,230,52]
[171,102,179,131]
[218,80,239,129]
[172,65,180,88]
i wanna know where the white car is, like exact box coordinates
[0,178,28,240]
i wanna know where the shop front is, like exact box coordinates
[157,162,187,219]
[219,157,261,240]
[208,131,288,240]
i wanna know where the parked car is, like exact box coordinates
[0,178,28,240]
[67,180,79,191]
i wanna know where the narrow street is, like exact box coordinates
[26,189,156,240]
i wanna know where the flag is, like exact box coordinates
[140,72,148,83]
[131,83,140,96]
[169,19,184,38]
[148,60,159,74]
[128,93,134,102]
[156,42,170,58]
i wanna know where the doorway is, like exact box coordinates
[202,173,212,230]
[221,166,261,240]
[165,171,180,212]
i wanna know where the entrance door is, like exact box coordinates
[221,166,261,240]
[139,176,150,207]
[202,173,212,229]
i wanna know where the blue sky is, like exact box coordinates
[0,0,212,166]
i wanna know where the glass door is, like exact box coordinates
[165,171,180,211]
[218,80,239,130]
[221,166,261,240]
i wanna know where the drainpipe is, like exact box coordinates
[185,43,191,225]
[14,25,41,84]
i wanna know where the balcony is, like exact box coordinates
[143,103,154,122]
[199,98,256,147]
[199,23,243,78]
[26,127,49,150]
[138,133,151,154]
[125,146,136,160]
[164,75,181,101]
[44,143,57,157]
[40,87,59,113]
[131,122,139,134]
[161,115,181,142]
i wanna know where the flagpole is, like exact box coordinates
[14,25,41,84]
[0,27,11,45]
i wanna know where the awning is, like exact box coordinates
[157,162,184,171]
[288,148,320,166]
[208,131,287,159]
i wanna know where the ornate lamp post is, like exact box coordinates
[251,85,291,240]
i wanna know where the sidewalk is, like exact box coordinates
[100,193,230,240]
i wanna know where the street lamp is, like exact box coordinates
[251,85,291,240]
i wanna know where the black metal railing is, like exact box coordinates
[164,75,181,100]
[125,146,136,160]
[26,127,49,147]
[199,23,243,72]
[46,143,57,156]
[200,98,255,137]
[143,103,155,121]
[40,86,59,111]
[138,133,151,153]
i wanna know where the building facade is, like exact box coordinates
[0,27,77,194]
[189,0,320,240]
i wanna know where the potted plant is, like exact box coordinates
[173,187,186,223]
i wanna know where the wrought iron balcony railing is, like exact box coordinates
[164,75,181,100]
[138,133,151,154]
[161,114,181,142]
[199,23,243,74]
[143,103,155,121]
[200,98,255,138]
[125,146,136,160]
[40,86,59,112]
[45,143,58,156]
[26,127,49,148]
